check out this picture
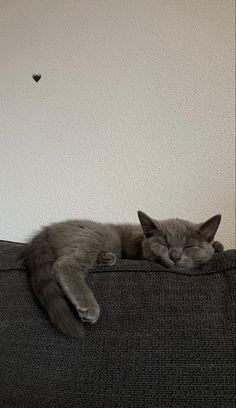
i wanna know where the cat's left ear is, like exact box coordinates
[137,211,160,237]
[197,214,221,242]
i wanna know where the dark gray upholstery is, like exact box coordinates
[0,240,236,408]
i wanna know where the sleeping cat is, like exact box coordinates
[25,211,223,337]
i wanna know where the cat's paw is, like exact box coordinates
[77,298,100,324]
[213,241,224,253]
[97,251,117,266]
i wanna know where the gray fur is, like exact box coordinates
[138,212,223,270]
[26,212,223,337]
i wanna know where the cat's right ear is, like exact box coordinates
[197,214,222,242]
[137,211,159,237]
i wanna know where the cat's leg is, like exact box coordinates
[53,254,100,324]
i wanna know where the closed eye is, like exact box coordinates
[184,245,200,249]
[159,243,169,248]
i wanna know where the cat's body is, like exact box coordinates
[26,220,143,337]
[25,212,223,337]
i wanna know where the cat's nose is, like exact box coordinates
[170,249,182,263]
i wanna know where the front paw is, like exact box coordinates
[77,298,100,324]
[97,251,117,266]
[213,241,224,253]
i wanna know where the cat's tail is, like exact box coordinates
[24,230,84,337]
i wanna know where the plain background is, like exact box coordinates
[0,0,235,248]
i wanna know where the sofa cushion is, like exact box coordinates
[0,240,236,408]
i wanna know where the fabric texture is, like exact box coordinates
[0,240,236,408]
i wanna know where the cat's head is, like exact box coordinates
[138,211,222,270]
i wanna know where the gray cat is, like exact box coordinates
[25,211,223,337]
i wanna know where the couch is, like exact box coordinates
[0,240,235,408]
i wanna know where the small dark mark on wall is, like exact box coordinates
[32,74,41,82]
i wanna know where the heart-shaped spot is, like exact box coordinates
[32,74,41,82]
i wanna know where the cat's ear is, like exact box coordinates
[197,214,221,242]
[137,211,159,237]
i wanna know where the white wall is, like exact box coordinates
[0,0,235,248]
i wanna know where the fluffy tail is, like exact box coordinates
[25,229,84,337]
